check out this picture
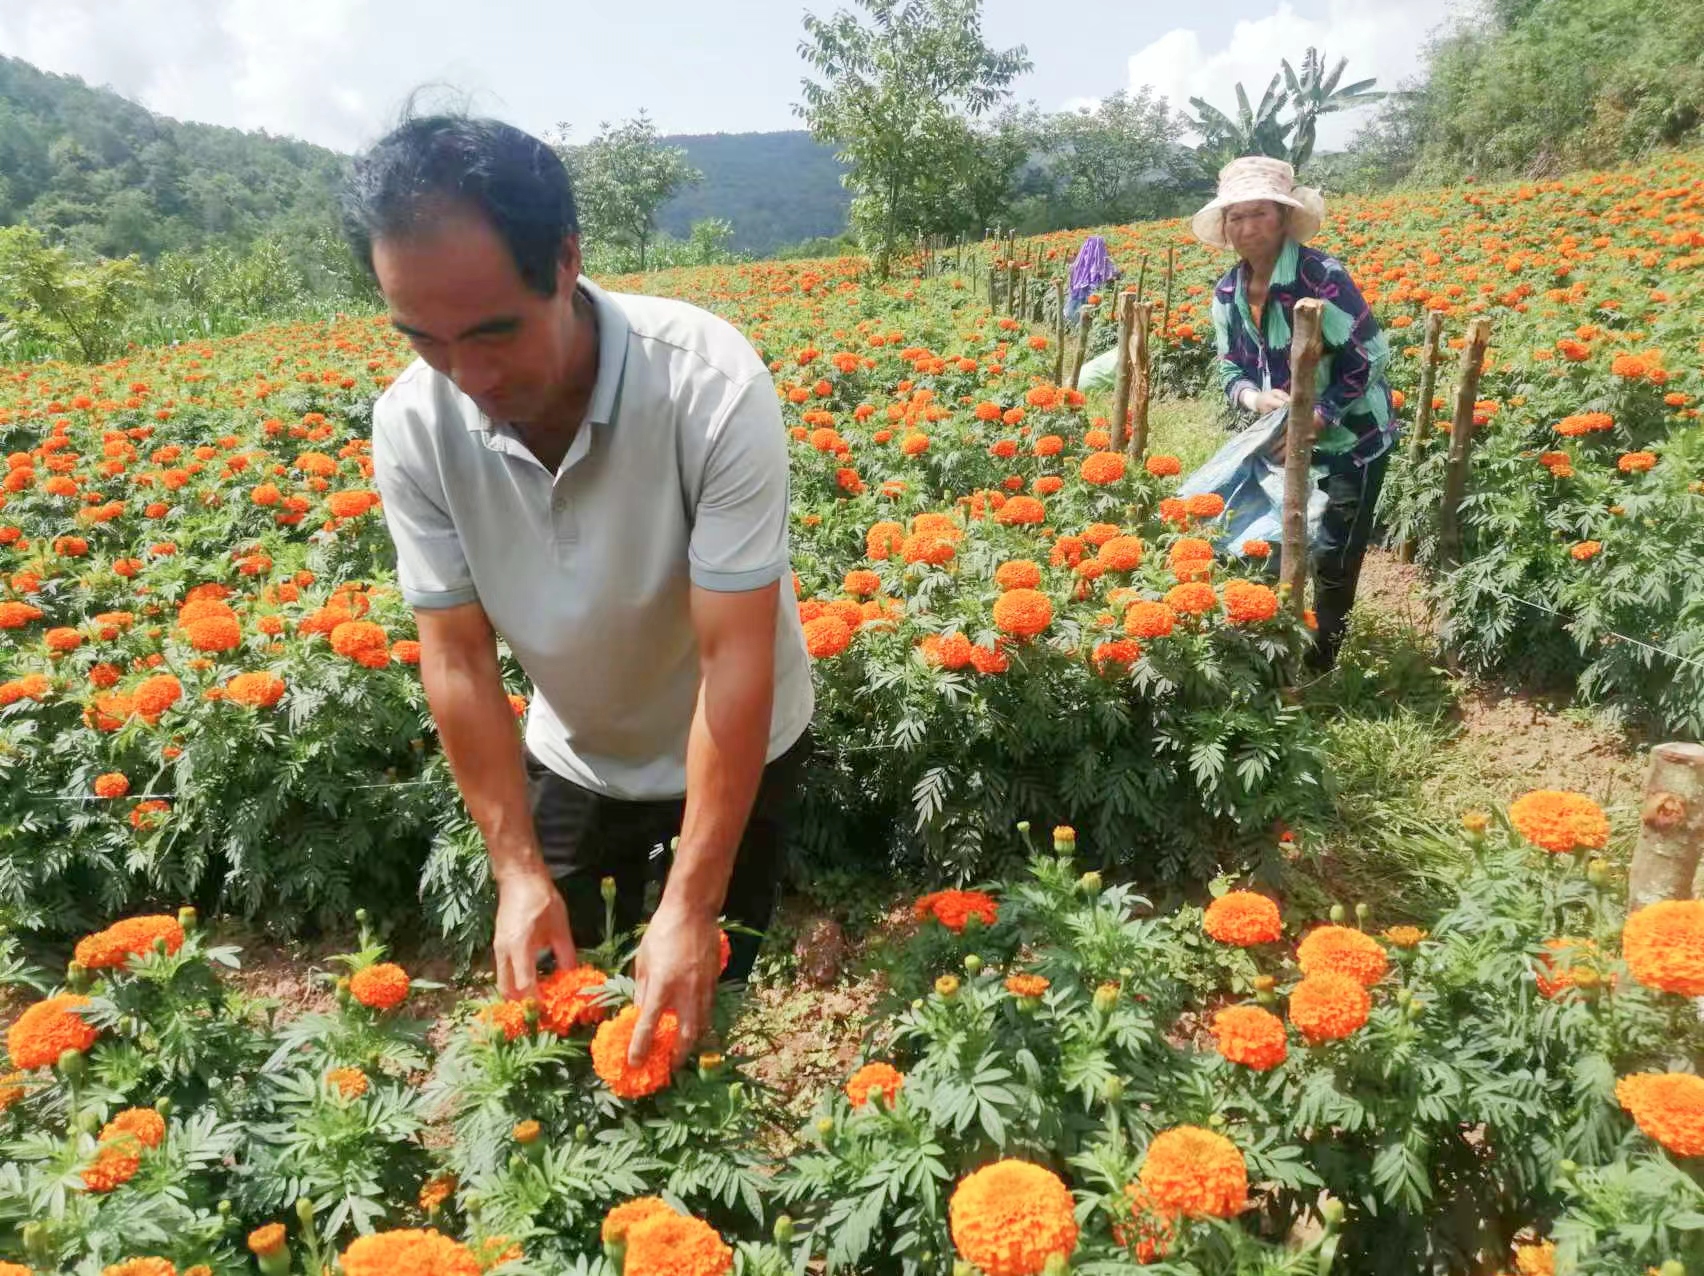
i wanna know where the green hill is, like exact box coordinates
[655,131,850,254]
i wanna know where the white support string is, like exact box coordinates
[1473,583,1704,674]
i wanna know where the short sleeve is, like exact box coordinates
[372,400,479,610]
[687,375,791,593]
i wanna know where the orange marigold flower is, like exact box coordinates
[1289,972,1371,1042]
[992,588,1052,638]
[901,533,957,566]
[1297,925,1389,987]
[1165,582,1217,615]
[1145,454,1182,477]
[590,1004,679,1099]
[1622,900,1704,996]
[536,964,608,1034]
[327,1066,369,1099]
[914,889,998,932]
[1508,790,1609,854]
[418,1173,457,1213]
[803,614,854,659]
[330,620,389,668]
[101,1262,176,1276]
[601,1197,679,1246]
[0,601,45,629]
[1203,892,1282,946]
[1184,493,1226,519]
[1093,638,1142,669]
[225,671,286,708]
[94,772,131,799]
[624,1213,733,1276]
[1080,452,1126,485]
[101,1108,166,1150]
[0,1071,32,1114]
[900,432,930,456]
[390,639,422,665]
[995,495,1046,526]
[133,674,182,722]
[247,1224,286,1257]
[1616,451,1656,473]
[846,1061,904,1108]
[1167,538,1214,580]
[1383,925,1425,949]
[1096,536,1144,572]
[1242,539,1272,558]
[474,999,531,1042]
[45,626,82,652]
[994,560,1042,590]
[82,1142,142,1192]
[130,799,170,831]
[1222,579,1279,624]
[1004,973,1050,998]
[1123,601,1177,640]
[1570,541,1602,561]
[181,613,241,653]
[1138,1126,1248,1219]
[948,1159,1079,1276]
[1534,936,1597,998]
[341,1229,481,1276]
[843,568,881,596]
[1615,1072,1704,1157]
[1211,1005,1289,1071]
[74,915,184,970]
[349,962,410,1011]
[968,639,1009,675]
[1513,1241,1555,1276]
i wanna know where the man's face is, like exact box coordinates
[1224,200,1287,263]
[374,203,582,425]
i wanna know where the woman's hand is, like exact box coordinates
[1250,388,1290,414]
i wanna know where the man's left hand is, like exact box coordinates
[628,899,720,1067]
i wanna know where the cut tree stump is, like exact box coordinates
[1109,292,1137,452]
[1280,299,1326,613]
[1629,742,1704,910]
[1127,302,1154,460]
[1438,317,1493,568]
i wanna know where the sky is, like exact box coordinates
[0,0,1467,154]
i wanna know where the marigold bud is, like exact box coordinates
[574,1123,589,1142]
[816,1116,835,1139]
[1586,858,1611,888]
[58,1048,87,1081]
[1015,821,1030,834]
[66,960,90,992]
[295,1197,316,1229]
[601,875,618,904]
[1406,999,1425,1020]
[1251,974,1276,992]
[963,953,983,976]
[177,905,198,933]
[774,1215,795,1245]
[1658,1261,1684,1276]
[1321,1199,1345,1227]
[512,1119,541,1145]
[1079,871,1102,894]
[1100,1076,1125,1104]
[1093,983,1119,1012]
[1354,902,1370,924]
[1462,810,1490,835]
[1329,904,1347,924]
[1043,1256,1071,1276]
[76,1107,100,1134]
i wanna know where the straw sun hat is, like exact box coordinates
[1190,156,1325,251]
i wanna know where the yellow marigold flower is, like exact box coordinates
[327,1067,368,1099]
[1616,1072,1704,1157]
[1203,891,1282,946]
[590,1005,678,1100]
[1383,926,1425,949]
[846,1062,904,1109]
[1296,925,1390,987]
[1138,1126,1248,1218]
[1289,972,1371,1042]
[1507,790,1609,854]
[1210,1005,1289,1071]
[512,1119,541,1144]
[948,1159,1079,1276]
[1513,1240,1556,1276]
[1622,900,1704,996]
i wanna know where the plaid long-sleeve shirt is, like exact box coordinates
[1210,238,1397,465]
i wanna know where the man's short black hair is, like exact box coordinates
[342,114,579,297]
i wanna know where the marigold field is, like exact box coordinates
[1,151,1703,1274]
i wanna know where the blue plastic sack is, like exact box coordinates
[1174,408,1327,558]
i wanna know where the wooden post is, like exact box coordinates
[1629,743,1704,910]
[1159,246,1175,343]
[957,233,965,274]
[1279,299,1326,614]
[1005,257,1019,317]
[1133,254,1149,306]
[1398,310,1447,563]
[1127,301,1154,459]
[1017,264,1029,321]
[1052,280,1066,385]
[1067,308,1096,392]
[1437,317,1493,568]
[1109,292,1138,452]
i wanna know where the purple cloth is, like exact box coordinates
[1068,236,1117,295]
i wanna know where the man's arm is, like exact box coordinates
[627,582,777,1066]
[416,602,574,999]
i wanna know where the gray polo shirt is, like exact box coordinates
[370,277,813,799]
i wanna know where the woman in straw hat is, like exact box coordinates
[1196,155,1396,671]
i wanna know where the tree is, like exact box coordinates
[0,224,144,362]
[555,113,701,272]
[795,0,1030,275]
[1281,49,1385,171]
[1040,89,1187,226]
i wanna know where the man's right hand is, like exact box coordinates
[493,866,577,1000]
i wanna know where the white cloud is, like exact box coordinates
[1127,0,1465,150]
[0,0,379,149]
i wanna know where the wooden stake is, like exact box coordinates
[1067,307,1096,392]
[1127,301,1154,459]
[1629,743,1704,910]
[1018,264,1029,320]
[1005,257,1018,317]
[1109,292,1138,452]
[1133,254,1149,307]
[1437,317,1493,568]
[1052,280,1066,385]
[1398,310,1447,564]
[1279,299,1326,613]
[1159,246,1175,344]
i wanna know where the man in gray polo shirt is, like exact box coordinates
[343,116,813,1066]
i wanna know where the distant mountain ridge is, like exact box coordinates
[0,55,849,261]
